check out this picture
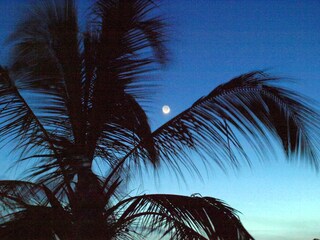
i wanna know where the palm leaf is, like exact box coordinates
[8,0,79,143]
[109,194,253,240]
[0,67,75,200]
[84,0,167,160]
[0,180,72,240]
[0,67,53,157]
[116,71,320,179]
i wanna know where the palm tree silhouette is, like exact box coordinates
[0,0,319,239]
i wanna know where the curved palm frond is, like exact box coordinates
[116,71,320,179]
[0,66,55,158]
[108,194,253,240]
[0,181,72,240]
[96,93,157,169]
[0,206,71,240]
[4,0,168,173]
[8,0,79,143]
[84,0,167,160]
[0,181,48,212]
[0,66,75,200]
[2,2,76,195]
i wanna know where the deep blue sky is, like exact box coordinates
[1,1,320,239]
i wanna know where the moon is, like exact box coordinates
[162,105,170,114]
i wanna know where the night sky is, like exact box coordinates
[1,1,320,239]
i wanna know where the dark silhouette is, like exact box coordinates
[0,0,319,239]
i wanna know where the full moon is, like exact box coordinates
[162,105,170,114]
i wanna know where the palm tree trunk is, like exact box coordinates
[73,169,106,240]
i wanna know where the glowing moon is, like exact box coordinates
[162,105,170,114]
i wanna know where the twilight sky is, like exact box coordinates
[1,1,320,239]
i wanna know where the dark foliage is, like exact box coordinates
[0,0,319,239]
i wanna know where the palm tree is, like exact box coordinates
[0,0,319,239]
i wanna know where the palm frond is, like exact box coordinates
[0,67,75,200]
[95,93,157,168]
[0,180,72,240]
[0,181,47,212]
[83,0,167,159]
[109,194,253,240]
[117,71,320,179]
[0,66,52,157]
[8,0,79,143]
[0,207,70,240]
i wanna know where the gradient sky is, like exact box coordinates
[1,1,320,239]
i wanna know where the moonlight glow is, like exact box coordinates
[162,105,170,114]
